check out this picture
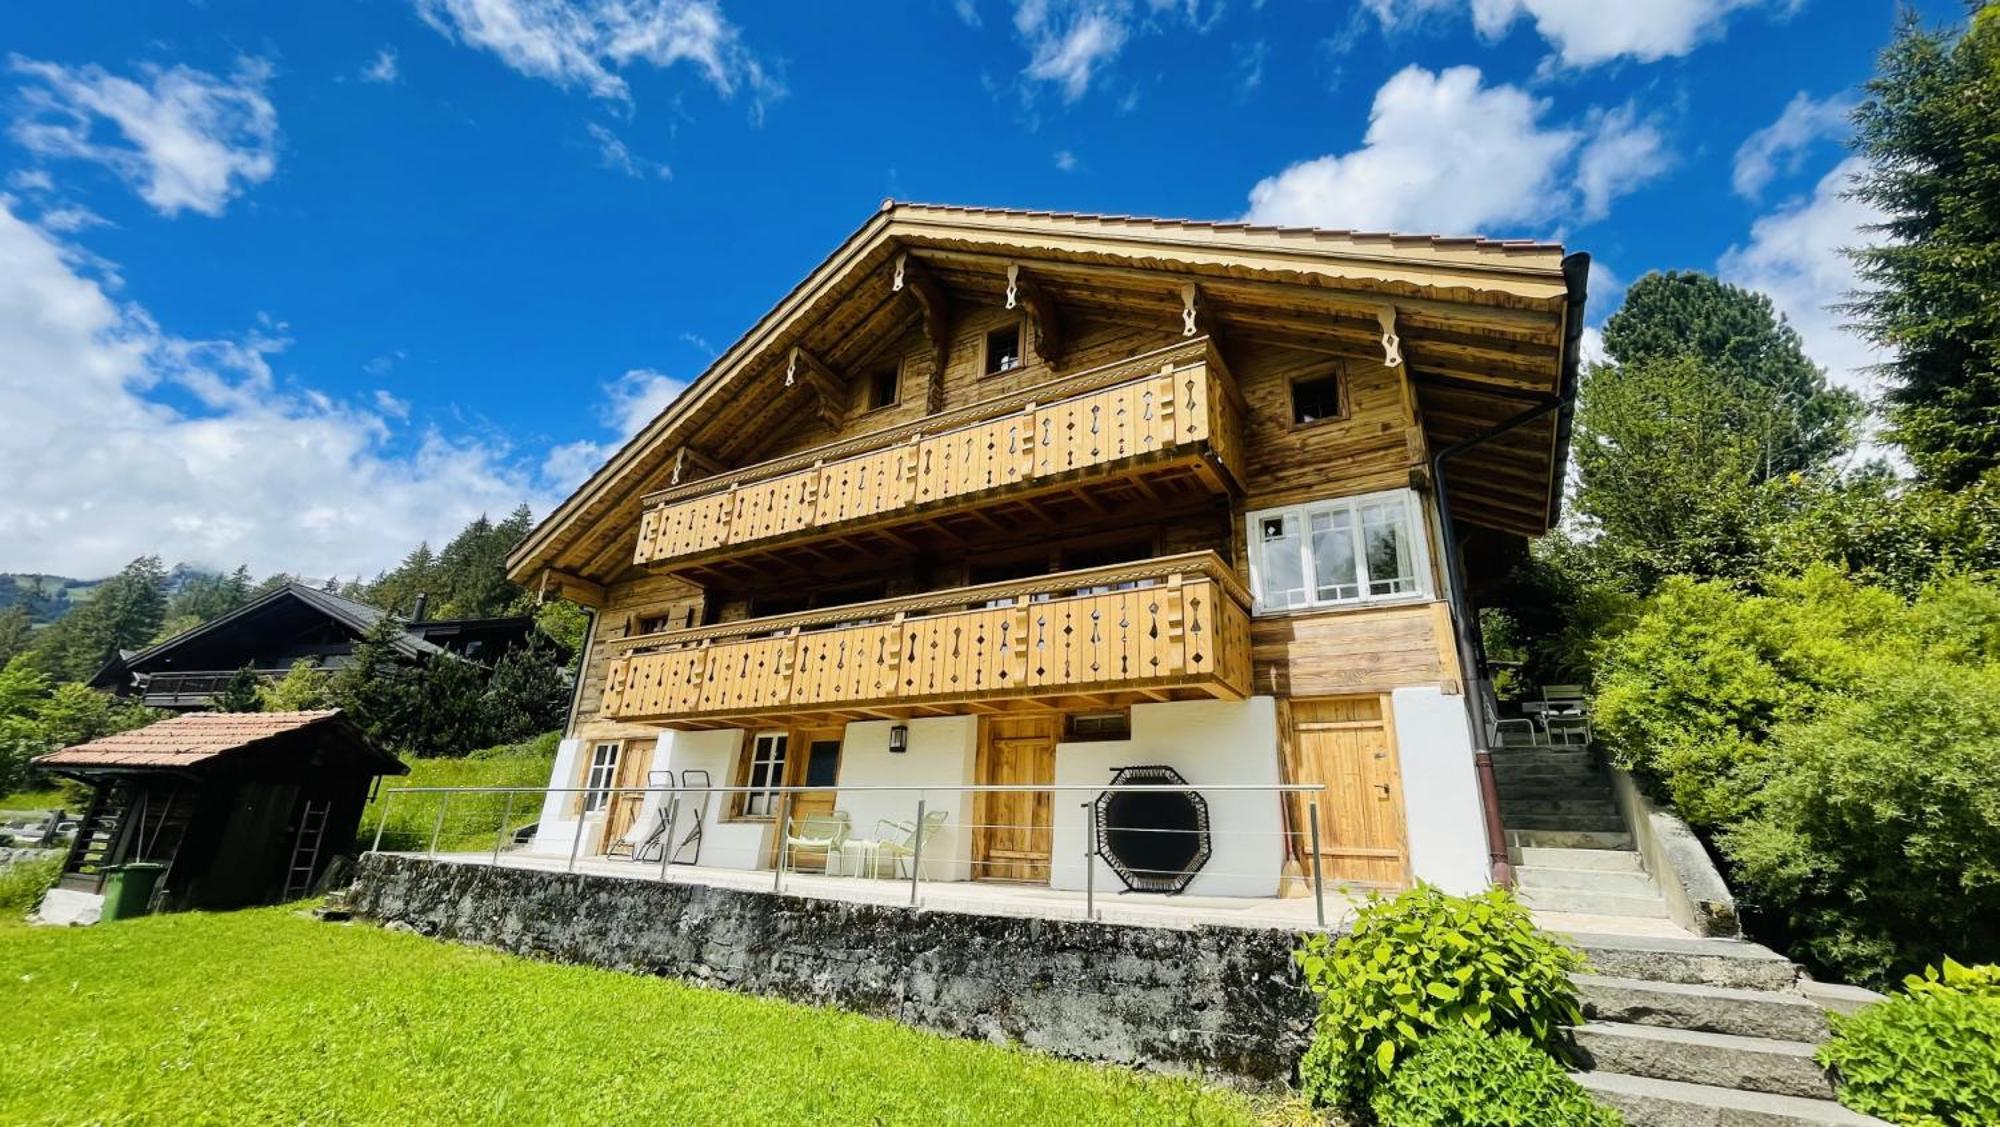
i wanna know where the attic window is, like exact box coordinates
[1291,371,1344,426]
[984,323,1023,376]
[867,365,900,411]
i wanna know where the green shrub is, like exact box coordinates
[0,854,61,918]
[1369,1024,1620,1127]
[1294,885,1586,1113]
[1820,961,2000,1126]
[1592,569,2000,985]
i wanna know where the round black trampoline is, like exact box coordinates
[1094,765,1212,894]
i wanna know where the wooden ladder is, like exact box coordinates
[283,799,332,901]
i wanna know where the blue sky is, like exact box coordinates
[0,0,1955,579]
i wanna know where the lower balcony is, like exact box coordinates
[599,552,1252,727]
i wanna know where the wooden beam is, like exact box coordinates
[786,346,846,429]
[1007,263,1066,369]
[536,568,607,609]
[669,444,724,486]
[893,251,952,414]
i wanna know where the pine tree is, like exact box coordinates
[1846,6,2000,487]
[29,556,169,681]
[481,636,573,744]
[214,666,263,712]
[327,616,420,752]
[0,606,32,666]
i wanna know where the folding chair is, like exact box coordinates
[671,769,710,866]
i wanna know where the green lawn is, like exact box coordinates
[0,908,1298,1126]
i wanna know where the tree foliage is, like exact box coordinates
[26,557,168,682]
[1847,7,2000,487]
[0,656,156,796]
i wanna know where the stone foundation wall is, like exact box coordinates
[346,854,1315,1086]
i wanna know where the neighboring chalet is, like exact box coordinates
[90,583,540,709]
[34,710,406,924]
[505,202,1585,897]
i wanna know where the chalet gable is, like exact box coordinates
[510,201,1585,592]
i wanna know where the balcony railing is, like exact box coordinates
[634,338,1243,568]
[599,551,1253,725]
[135,668,293,707]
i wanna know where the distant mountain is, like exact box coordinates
[0,573,103,625]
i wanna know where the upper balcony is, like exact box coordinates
[598,551,1252,728]
[633,338,1244,576]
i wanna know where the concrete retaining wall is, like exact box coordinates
[346,853,1315,1086]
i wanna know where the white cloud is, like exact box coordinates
[1365,0,1775,68]
[1014,1,1131,101]
[539,367,690,488]
[0,201,559,578]
[1576,104,1671,222]
[1053,148,1078,171]
[1243,65,1667,234]
[1717,156,1886,398]
[586,121,671,179]
[362,47,401,84]
[415,0,781,113]
[9,55,278,218]
[1732,90,1853,200]
[955,0,983,27]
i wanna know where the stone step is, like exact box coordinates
[1498,796,1624,817]
[1568,934,1802,991]
[1504,812,1630,832]
[1573,1022,1834,1100]
[1521,887,1671,919]
[1511,828,1636,850]
[1491,751,1599,769]
[1493,765,1608,784]
[1575,974,1832,1042]
[1797,981,1883,1017]
[1518,866,1662,897]
[1518,846,1645,872]
[1575,1071,1888,1126]
[1497,776,1616,797]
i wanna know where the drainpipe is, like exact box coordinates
[561,605,598,740]
[1429,251,1590,889]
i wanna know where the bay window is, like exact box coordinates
[1247,490,1431,613]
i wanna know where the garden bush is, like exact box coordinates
[1369,1024,1620,1127]
[1819,960,2000,1126]
[1294,884,1585,1114]
[1592,568,2000,984]
[0,854,61,919]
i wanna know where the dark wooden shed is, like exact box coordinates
[34,710,406,913]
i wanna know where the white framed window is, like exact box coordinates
[582,742,620,813]
[739,732,790,817]
[1246,489,1432,614]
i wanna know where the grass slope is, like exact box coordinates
[358,733,558,854]
[0,909,1284,1126]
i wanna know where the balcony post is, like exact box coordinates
[369,790,391,854]
[491,791,514,866]
[428,792,449,860]
[908,797,926,907]
[772,791,789,893]
[1308,798,1326,930]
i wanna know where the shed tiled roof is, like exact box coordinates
[37,710,353,769]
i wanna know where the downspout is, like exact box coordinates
[561,605,599,740]
[1429,251,1590,888]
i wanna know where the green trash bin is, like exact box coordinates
[100,862,167,921]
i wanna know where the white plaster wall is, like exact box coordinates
[527,737,588,856]
[1391,686,1490,894]
[1049,697,1286,899]
[649,729,766,870]
[831,717,979,881]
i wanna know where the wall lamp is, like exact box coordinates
[888,724,909,754]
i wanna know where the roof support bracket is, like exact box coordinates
[1179,283,1203,337]
[1376,306,1404,368]
[894,251,952,414]
[786,345,846,428]
[1006,263,1065,369]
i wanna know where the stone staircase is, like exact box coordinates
[1565,934,1886,1126]
[1494,745,1674,920]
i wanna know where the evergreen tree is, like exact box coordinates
[29,556,169,681]
[166,565,256,624]
[214,665,263,713]
[0,606,32,666]
[481,637,573,743]
[258,659,333,711]
[1847,6,2000,486]
[1601,272,1863,478]
[326,616,418,752]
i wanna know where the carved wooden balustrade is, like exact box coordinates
[599,552,1253,726]
[633,338,1243,569]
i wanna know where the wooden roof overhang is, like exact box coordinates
[509,203,1584,595]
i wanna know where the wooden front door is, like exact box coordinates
[975,715,1058,883]
[1285,697,1409,887]
[782,727,845,869]
[599,738,656,853]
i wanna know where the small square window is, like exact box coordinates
[867,365,899,410]
[984,323,1023,376]
[1291,372,1343,426]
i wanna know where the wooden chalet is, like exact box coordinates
[34,710,406,920]
[90,583,541,710]
[506,202,1587,896]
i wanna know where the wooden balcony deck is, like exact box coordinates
[599,552,1253,728]
[633,339,1244,574]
